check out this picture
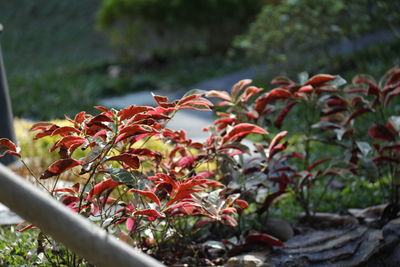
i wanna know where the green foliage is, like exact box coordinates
[97,0,264,59]
[236,0,400,75]
[0,226,76,266]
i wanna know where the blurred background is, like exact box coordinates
[0,0,399,121]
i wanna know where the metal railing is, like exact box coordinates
[0,141,165,267]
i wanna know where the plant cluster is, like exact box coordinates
[0,91,271,265]
[1,67,400,265]
[206,67,400,221]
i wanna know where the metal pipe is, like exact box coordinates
[0,164,165,267]
[0,24,18,165]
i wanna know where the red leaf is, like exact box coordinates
[221,207,237,214]
[274,102,297,129]
[0,138,20,158]
[32,124,59,139]
[355,78,380,97]
[241,86,263,102]
[271,76,294,86]
[152,173,179,191]
[74,111,87,125]
[326,97,348,107]
[255,88,292,114]
[107,153,140,169]
[87,178,119,200]
[214,117,236,131]
[118,106,153,121]
[245,233,284,247]
[206,90,232,101]
[179,98,213,111]
[175,155,200,168]
[345,108,371,125]
[369,125,396,142]
[292,152,305,160]
[373,156,399,163]
[53,188,75,194]
[382,144,400,151]
[94,106,113,115]
[147,106,175,117]
[231,79,253,98]
[62,196,80,206]
[88,114,114,124]
[384,87,400,107]
[153,95,169,106]
[307,158,330,171]
[126,217,135,232]
[134,209,164,218]
[164,202,202,213]
[51,126,81,136]
[50,136,86,152]
[167,189,201,206]
[116,125,154,143]
[130,189,161,207]
[223,123,267,143]
[305,74,336,87]
[29,121,54,131]
[233,199,249,209]
[41,159,82,179]
[194,220,212,228]
[129,148,158,157]
[258,191,286,214]
[268,131,288,156]
[221,214,238,227]
[298,85,314,94]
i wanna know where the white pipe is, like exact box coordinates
[0,164,165,267]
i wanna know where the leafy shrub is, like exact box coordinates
[96,0,265,60]
[235,0,400,75]
[207,67,400,219]
[2,67,400,264]
[1,91,274,265]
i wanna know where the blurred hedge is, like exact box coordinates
[235,0,400,75]
[96,0,266,61]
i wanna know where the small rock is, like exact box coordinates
[348,204,387,219]
[225,252,267,267]
[382,217,400,245]
[299,212,358,228]
[263,217,294,242]
[201,240,227,259]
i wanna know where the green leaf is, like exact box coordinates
[298,72,309,84]
[182,88,207,98]
[103,168,138,187]
[389,116,400,132]
[357,157,379,182]
[207,189,223,205]
[82,145,103,163]
[356,141,372,157]
[328,75,347,87]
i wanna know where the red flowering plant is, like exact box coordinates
[0,91,272,261]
